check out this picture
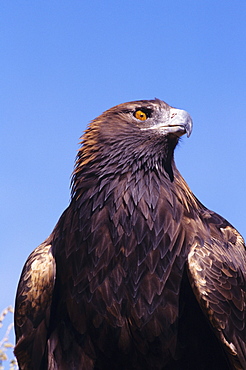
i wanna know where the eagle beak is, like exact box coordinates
[168,108,193,138]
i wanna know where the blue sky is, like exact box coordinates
[1,0,246,356]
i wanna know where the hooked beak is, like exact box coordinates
[168,108,193,137]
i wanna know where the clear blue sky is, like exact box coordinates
[1,0,246,352]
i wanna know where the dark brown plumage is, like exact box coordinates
[14,99,246,369]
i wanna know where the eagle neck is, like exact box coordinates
[71,131,178,198]
[70,133,200,220]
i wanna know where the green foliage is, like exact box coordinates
[0,307,18,370]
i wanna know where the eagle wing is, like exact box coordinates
[14,241,56,369]
[187,210,246,369]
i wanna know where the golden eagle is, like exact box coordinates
[14,99,246,369]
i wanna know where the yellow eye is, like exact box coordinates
[134,110,147,121]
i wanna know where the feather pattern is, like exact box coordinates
[14,99,246,369]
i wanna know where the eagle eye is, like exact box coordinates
[134,109,151,121]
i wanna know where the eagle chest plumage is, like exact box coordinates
[54,162,189,363]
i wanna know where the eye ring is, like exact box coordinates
[134,110,148,121]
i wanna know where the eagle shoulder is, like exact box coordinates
[187,210,246,370]
[14,242,56,369]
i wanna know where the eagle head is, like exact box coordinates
[73,99,193,186]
